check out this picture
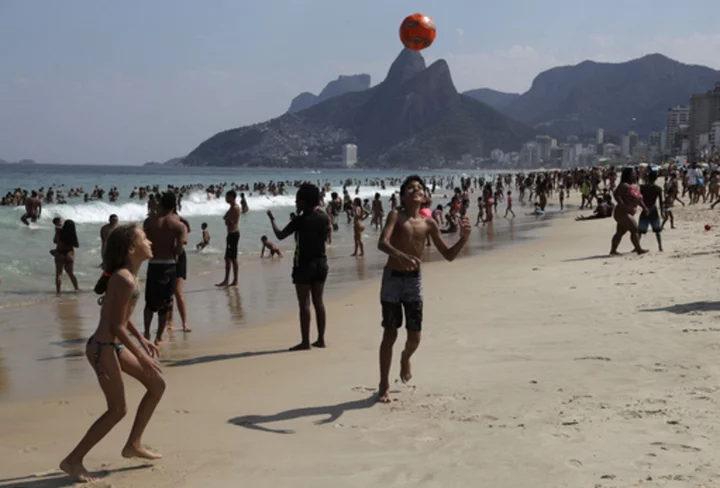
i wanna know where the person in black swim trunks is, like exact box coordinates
[59,224,163,483]
[376,175,471,404]
[167,210,192,333]
[142,192,187,345]
[267,183,332,351]
[216,190,241,287]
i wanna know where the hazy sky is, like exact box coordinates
[1,0,719,165]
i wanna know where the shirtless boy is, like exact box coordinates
[21,190,42,225]
[100,214,119,265]
[376,175,471,403]
[196,223,210,250]
[638,171,664,252]
[216,190,240,287]
[260,235,283,258]
[142,192,187,344]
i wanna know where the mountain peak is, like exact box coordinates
[287,74,371,113]
[385,49,427,85]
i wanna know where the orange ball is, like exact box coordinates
[399,13,436,51]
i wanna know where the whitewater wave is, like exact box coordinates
[2,187,399,225]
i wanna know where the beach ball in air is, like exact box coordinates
[705,224,712,231]
[399,13,436,51]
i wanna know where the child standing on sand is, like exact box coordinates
[60,224,164,483]
[504,191,516,219]
[376,175,471,403]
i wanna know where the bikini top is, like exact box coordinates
[97,271,140,306]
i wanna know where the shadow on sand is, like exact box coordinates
[0,464,151,488]
[640,301,720,315]
[228,395,377,434]
[563,254,611,262]
[165,348,288,367]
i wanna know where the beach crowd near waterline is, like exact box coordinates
[4,165,720,488]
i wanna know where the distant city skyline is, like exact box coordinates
[1,0,719,165]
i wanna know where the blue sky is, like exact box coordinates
[1,0,719,165]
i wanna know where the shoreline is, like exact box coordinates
[0,206,555,403]
[4,198,720,486]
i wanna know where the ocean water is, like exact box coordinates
[0,164,502,308]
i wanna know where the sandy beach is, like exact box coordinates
[3,196,720,488]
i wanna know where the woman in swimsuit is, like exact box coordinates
[351,197,370,257]
[50,219,80,294]
[60,224,164,483]
[610,167,648,255]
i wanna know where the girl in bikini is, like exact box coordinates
[50,219,80,294]
[60,224,165,483]
[351,197,370,256]
[610,167,648,256]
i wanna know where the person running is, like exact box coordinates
[638,170,664,252]
[59,224,164,483]
[142,192,187,344]
[266,183,331,351]
[376,175,471,404]
[100,214,119,266]
[21,190,42,225]
[50,219,80,294]
[216,190,240,287]
[610,168,648,256]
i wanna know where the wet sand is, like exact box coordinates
[0,211,553,402]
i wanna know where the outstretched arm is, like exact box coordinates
[267,210,295,240]
[428,216,471,262]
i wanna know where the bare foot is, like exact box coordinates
[121,444,163,460]
[609,251,622,256]
[182,325,192,332]
[215,281,229,287]
[154,337,167,346]
[166,321,174,331]
[636,249,649,255]
[377,386,391,404]
[350,253,357,257]
[400,351,413,384]
[229,281,238,287]
[289,343,311,351]
[312,340,326,348]
[60,458,97,483]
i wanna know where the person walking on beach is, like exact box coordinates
[376,175,471,404]
[266,183,331,351]
[638,171,664,252]
[50,219,80,294]
[59,224,164,483]
[100,214,119,266]
[610,167,648,256]
[504,191,516,219]
[21,190,42,225]
[143,192,187,344]
[216,190,240,287]
[352,197,370,257]
[168,211,191,333]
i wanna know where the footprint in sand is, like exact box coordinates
[351,386,376,393]
[567,459,583,468]
[651,442,701,452]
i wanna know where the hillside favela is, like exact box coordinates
[5,2,720,488]
[174,50,720,170]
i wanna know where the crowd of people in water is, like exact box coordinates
[3,165,715,482]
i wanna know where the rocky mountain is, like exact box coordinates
[287,74,371,113]
[463,88,520,111]
[498,54,720,137]
[143,157,184,166]
[185,49,535,167]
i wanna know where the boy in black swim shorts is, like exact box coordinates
[376,175,471,404]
